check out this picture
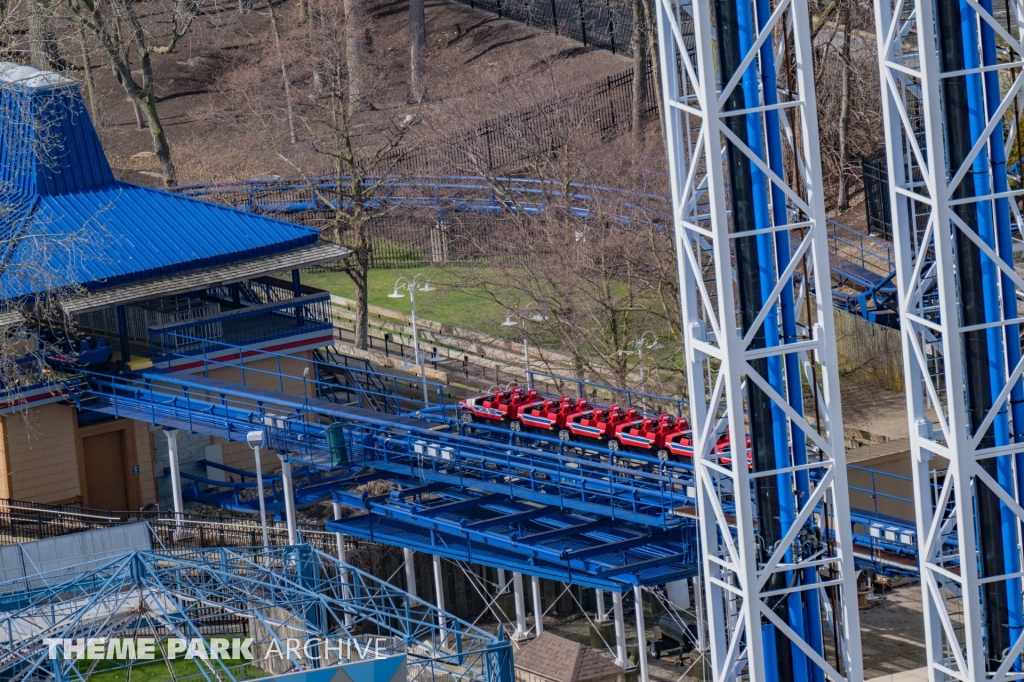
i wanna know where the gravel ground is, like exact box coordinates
[858,585,927,679]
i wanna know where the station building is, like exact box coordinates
[0,64,348,509]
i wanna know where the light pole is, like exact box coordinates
[501,302,546,380]
[616,332,663,412]
[246,430,270,550]
[389,274,435,406]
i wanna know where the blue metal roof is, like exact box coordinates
[0,64,321,301]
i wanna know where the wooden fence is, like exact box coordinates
[833,308,904,391]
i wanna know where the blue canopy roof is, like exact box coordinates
[0,64,322,301]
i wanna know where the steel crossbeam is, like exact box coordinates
[654,0,863,677]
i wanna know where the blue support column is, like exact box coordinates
[292,269,304,327]
[116,305,130,363]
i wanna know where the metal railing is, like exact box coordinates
[527,369,688,417]
[0,498,349,553]
[153,331,447,414]
[148,293,333,365]
[826,218,895,276]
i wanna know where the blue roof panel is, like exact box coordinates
[0,64,322,301]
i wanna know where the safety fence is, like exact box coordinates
[0,498,341,551]
[861,148,892,241]
[455,0,635,54]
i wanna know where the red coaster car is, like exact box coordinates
[715,431,753,468]
[666,428,752,468]
[612,413,690,460]
[460,386,539,425]
[566,404,633,444]
[519,395,588,439]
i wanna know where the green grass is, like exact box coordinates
[301,266,509,336]
[85,656,263,682]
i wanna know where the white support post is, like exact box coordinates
[595,589,607,621]
[165,429,183,525]
[433,554,446,632]
[331,502,354,627]
[531,575,543,636]
[633,586,649,682]
[403,548,417,599]
[512,572,528,641]
[652,0,864,675]
[612,591,628,668]
[278,456,297,545]
[498,568,507,594]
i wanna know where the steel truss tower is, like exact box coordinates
[874,0,1024,675]
[654,0,864,678]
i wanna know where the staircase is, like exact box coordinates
[312,347,402,414]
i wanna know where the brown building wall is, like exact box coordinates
[0,404,80,503]
[0,350,312,508]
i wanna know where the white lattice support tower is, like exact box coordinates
[873,0,1024,674]
[653,0,864,677]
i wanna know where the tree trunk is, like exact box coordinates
[266,0,298,143]
[630,0,647,144]
[308,0,321,91]
[409,0,426,103]
[28,0,56,70]
[137,93,176,186]
[641,0,664,142]
[837,0,851,210]
[349,237,371,350]
[344,0,366,109]
[78,27,101,127]
[354,278,369,350]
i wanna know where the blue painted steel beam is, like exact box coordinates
[563,532,662,561]
[330,486,696,586]
[519,520,608,542]
[329,512,697,589]
[70,368,694,528]
[465,506,558,530]
[418,493,508,516]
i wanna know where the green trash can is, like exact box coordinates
[325,422,348,467]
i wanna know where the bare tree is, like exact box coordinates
[629,0,648,143]
[76,25,99,125]
[223,0,419,350]
[344,0,366,109]
[53,0,217,186]
[836,0,852,209]
[444,105,683,392]
[812,0,882,211]
[265,0,297,143]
